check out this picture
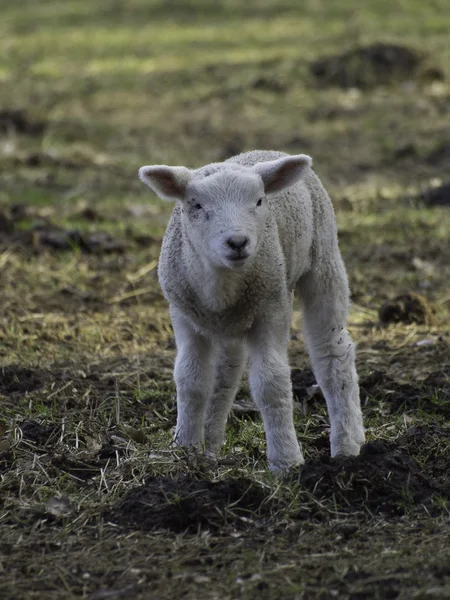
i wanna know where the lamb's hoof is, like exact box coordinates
[269,456,305,478]
[331,426,365,458]
[204,450,219,468]
[331,437,365,458]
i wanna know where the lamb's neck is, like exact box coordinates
[182,238,247,312]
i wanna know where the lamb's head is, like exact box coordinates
[139,154,312,269]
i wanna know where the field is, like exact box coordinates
[1,0,450,598]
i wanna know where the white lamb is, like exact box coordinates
[139,150,365,473]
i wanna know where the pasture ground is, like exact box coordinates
[1,1,450,598]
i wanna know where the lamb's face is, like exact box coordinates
[183,170,269,269]
[139,153,312,269]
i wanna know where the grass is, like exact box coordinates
[1,0,450,598]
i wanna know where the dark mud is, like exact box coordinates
[0,365,51,396]
[1,223,125,253]
[0,203,125,253]
[109,476,272,533]
[291,368,317,401]
[378,292,436,325]
[298,434,450,517]
[360,370,450,416]
[298,424,450,516]
[19,420,60,447]
[107,425,450,536]
[426,141,450,168]
[310,43,443,89]
[0,109,46,136]
[421,181,450,207]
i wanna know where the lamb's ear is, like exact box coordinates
[252,154,312,195]
[138,165,193,201]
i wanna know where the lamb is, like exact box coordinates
[139,150,365,473]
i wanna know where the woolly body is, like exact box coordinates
[139,150,365,473]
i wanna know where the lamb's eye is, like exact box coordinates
[256,198,263,207]
[192,201,202,210]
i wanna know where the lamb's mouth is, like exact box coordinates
[225,253,250,265]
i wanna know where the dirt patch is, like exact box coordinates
[397,425,450,492]
[0,206,125,253]
[291,369,317,401]
[298,432,450,516]
[310,43,443,89]
[426,142,450,167]
[7,224,125,253]
[108,476,271,533]
[378,292,436,325]
[360,369,450,416]
[19,419,60,447]
[51,456,103,481]
[0,365,51,396]
[396,423,450,455]
[0,109,46,136]
[421,181,450,207]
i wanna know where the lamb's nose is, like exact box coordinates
[226,235,249,250]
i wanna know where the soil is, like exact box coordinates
[105,425,450,538]
[359,370,450,416]
[378,292,436,325]
[0,365,51,395]
[290,368,317,401]
[421,181,450,207]
[109,476,272,533]
[298,433,450,517]
[310,43,444,89]
[0,219,125,253]
[0,109,46,136]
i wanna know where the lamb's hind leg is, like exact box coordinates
[298,262,365,457]
[204,340,246,456]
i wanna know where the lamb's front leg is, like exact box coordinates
[171,308,217,447]
[204,340,246,456]
[248,314,304,474]
[298,262,365,457]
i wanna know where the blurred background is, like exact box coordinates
[1,0,449,368]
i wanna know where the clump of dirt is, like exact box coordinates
[298,432,450,516]
[19,420,60,447]
[0,365,50,395]
[397,424,450,491]
[109,476,272,533]
[291,369,317,401]
[0,109,46,136]
[360,370,450,416]
[251,75,286,93]
[421,181,450,207]
[426,142,450,167]
[378,292,436,325]
[310,43,443,89]
[0,219,125,253]
[51,456,103,481]
[396,423,450,455]
[31,227,125,253]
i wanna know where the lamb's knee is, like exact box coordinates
[249,353,292,408]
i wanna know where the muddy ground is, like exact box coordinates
[1,1,450,599]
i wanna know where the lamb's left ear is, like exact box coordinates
[138,165,193,202]
[252,154,312,195]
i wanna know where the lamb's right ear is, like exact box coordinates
[138,165,193,202]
